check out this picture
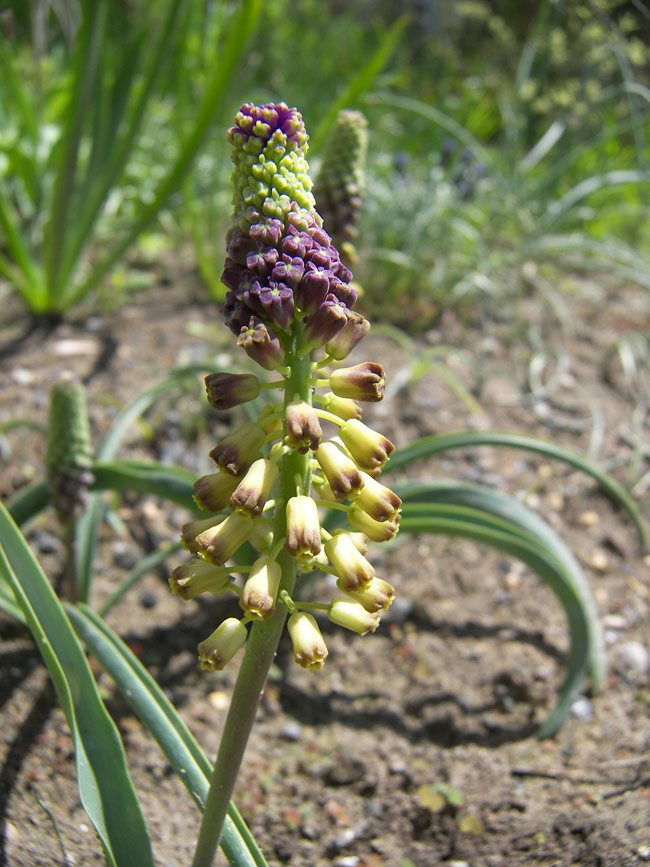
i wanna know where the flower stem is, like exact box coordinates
[191,328,312,867]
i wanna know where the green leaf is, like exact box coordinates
[96,364,212,461]
[91,460,199,512]
[5,480,50,526]
[310,16,408,154]
[67,604,268,867]
[99,540,182,617]
[393,481,603,737]
[384,430,647,549]
[0,503,153,866]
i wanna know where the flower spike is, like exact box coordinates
[171,102,398,674]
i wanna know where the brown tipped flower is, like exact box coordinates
[320,392,362,421]
[193,471,241,512]
[229,458,279,517]
[324,533,374,591]
[347,503,401,542]
[169,560,231,600]
[181,515,226,553]
[285,399,322,453]
[237,318,285,370]
[351,472,401,523]
[331,528,368,555]
[338,577,394,613]
[287,611,328,670]
[314,441,364,499]
[205,372,260,411]
[198,618,248,670]
[329,362,385,402]
[209,422,266,475]
[328,599,380,635]
[284,495,322,559]
[339,419,395,471]
[239,557,281,619]
[196,511,255,565]
[325,311,370,360]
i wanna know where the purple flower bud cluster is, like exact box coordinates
[221,211,358,344]
[228,102,308,150]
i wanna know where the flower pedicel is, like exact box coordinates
[172,102,400,672]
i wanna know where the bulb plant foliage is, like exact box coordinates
[173,102,399,674]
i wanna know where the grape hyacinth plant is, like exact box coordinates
[174,102,399,866]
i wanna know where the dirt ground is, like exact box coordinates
[0,269,649,867]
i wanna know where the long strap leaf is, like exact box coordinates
[396,498,594,737]
[91,459,199,511]
[384,430,647,549]
[0,503,154,866]
[396,479,604,687]
[67,603,269,867]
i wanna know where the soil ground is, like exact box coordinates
[0,271,649,867]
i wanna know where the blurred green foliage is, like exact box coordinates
[0,0,647,324]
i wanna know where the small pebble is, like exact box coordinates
[570,696,593,721]
[334,858,360,867]
[280,721,302,742]
[333,828,357,850]
[384,597,413,624]
[637,845,650,861]
[615,642,650,675]
[139,591,158,610]
[578,510,600,526]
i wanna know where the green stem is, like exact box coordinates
[191,327,313,867]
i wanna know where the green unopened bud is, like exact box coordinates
[351,472,401,522]
[328,598,380,635]
[320,392,362,421]
[205,372,260,411]
[285,400,322,453]
[338,577,394,612]
[193,471,241,512]
[209,422,266,475]
[229,458,279,517]
[287,611,328,670]
[324,533,374,591]
[314,441,364,499]
[329,362,385,402]
[196,511,255,565]
[169,559,231,600]
[339,419,395,471]
[284,495,322,559]
[240,557,281,619]
[347,503,401,542]
[198,618,248,670]
[45,375,94,520]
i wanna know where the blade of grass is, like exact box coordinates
[309,16,407,154]
[44,0,106,303]
[60,0,184,300]
[67,0,262,309]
